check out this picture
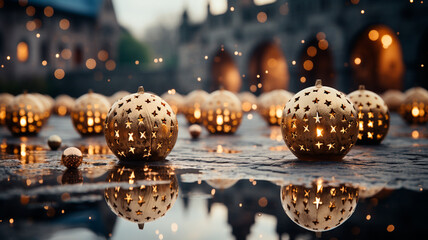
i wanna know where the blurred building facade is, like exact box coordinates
[0,0,120,81]
[177,0,428,94]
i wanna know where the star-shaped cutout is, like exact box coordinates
[129,147,135,154]
[140,131,146,139]
[136,105,142,111]
[125,119,132,128]
[313,112,322,123]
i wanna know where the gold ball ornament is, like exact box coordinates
[109,90,131,105]
[54,94,75,116]
[48,135,62,150]
[61,147,83,169]
[71,90,110,136]
[281,180,359,232]
[399,87,428,124]
[347,85,390,144]
[381,90,404,112]
[104,86,178,161]
[201,89,242,134]
[237,92,257,112]
[184,90,209,124]
[32,93,53,124]
[258,90,294,125]
[0,93,14,125]
[189,124,202,139]
[5,92,45,136]
[281,80,358,161]
[104,165,179,230]
[160,92,185,114]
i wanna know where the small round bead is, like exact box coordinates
[61,147,83,169]
[47,135,62,150]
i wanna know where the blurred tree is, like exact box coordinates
[118,29,151,67]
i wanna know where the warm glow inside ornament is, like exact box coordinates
[258,90,294,125]
[104,86,178,161]
[71,90,110,136]
[399,87,428,124]
[5,92,45,136]
[104,165,178,230]
[381,89,404,112]
[54,94,75,116]
[161,91,185,114]
[281,80,358,161]
[237,92,257,112]
[183,90,209,124]
[32,93,53,124]
[201,89,242,134]
[0,93,14,125]
[281,179,359,232]
[347,85,390,144]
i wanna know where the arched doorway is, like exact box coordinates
[350,25,404,92]
[298,36,335,88]
[417,30,428,89]
[211,49,242,93]
[248,42,289,95]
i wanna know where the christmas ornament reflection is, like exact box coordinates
[348,85,390,144]
[104,86,178,161]
[201,89,242,134]
[281,179,359,232]
[281,80,358,161]
[104,165,178,230]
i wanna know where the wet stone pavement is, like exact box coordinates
[0,113,427,240]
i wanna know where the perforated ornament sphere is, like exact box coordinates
[184,90,209,124]
[258,90,294,125]
[399,87,428,124]
[281,180,359,232]
[281,80,358,161]
[201,89,242,134]
[104,86,178,161]
[347,85,390,145]
[104,165,178,230]
[54,94,75,116]
[381,90,404,112]
[237,92,257,112]
[71,90,110,136]
[160,92,184,114]
[5,92,45,136]
[0,93,14,125]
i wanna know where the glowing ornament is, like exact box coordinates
[47,135,62,150]
[104,165,178,230]
[258,90,294,125]
[281,80,358,161]
[104,86,178,161]
[183,90,209,124]
[160,92,185,114]
[5,92,45,136]
[399,87,428,124]
[201,89,242,134]
[381,90,404,112]
[54,94,75,116]
[347,85,390,144]
[109,90,131,105]
[237,92,257,112]
[281,179,359,232]
[61,147,83,169]
[0,93,14,125]
[71,90,110,136]
[32,93,53,124]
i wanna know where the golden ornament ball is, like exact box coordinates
[183,89,209,124]
[32,93,53,124]
[61,147,83,169]
[347,85,390,145]
[104,165,178,230]
[5,92,45,136]
[104,86,178,161]
[258,89,294,125]
[206,179,238,190]
[281,179,359,232]
[48,134,62,150]
[0,93,14,125]
[381,90,404,112]
[201,89,242,134]
[399,87,428,124]
[71,90,110,136]
[54,94,75,116]
[109,90,131,105]
[188,124,202,139]
[281,80,358,161]
[237,92,257,112]
[161,92,185,114]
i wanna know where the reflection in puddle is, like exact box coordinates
[281,179,359,232]
[104,165,178,230]
[206,145,241,154]
[206,179,238,190]
[269,126,283,142]
[61,169,83,185]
